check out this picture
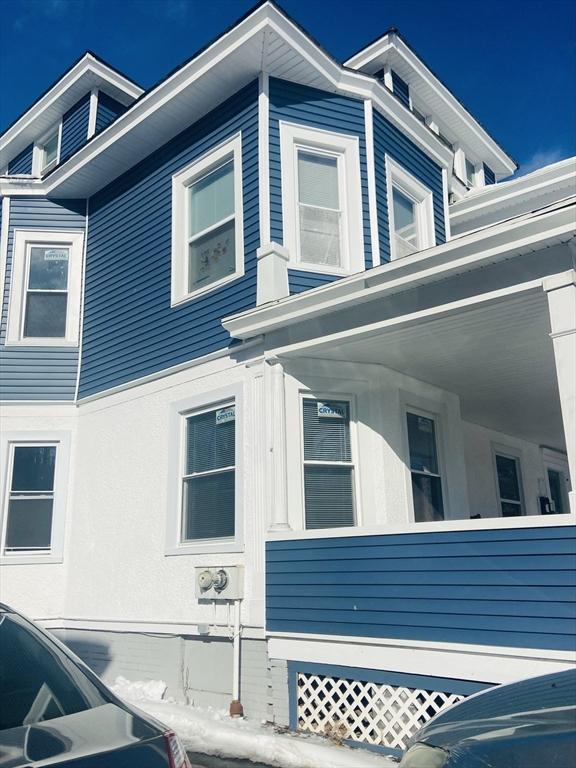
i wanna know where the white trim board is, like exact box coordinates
[268,636,575,685]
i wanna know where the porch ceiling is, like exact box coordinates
[281,290,565,450]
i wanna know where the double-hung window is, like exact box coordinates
[1,433,70,561]
[181,403,236,542]
[280,122,364,274]
[494,451,524,517]
[5,230,84,346]
[406,411,445,522]
[302,398,356,529]
[171,134,243,305]
[386,157,435,260]
[465,158,476,187]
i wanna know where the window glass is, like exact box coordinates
[23,247,69,338]
[5,446,56,552]
[465,158,476,186]
[297,151,341,268]
[406,412,444,522]
[188,160,236,292]
[42,131,59,171]
[182,405,235,541]
[547,469,567,514]
[392,187,417,255]
[0,612,107,731]
[302,399,355,529]
[495,454,523,517]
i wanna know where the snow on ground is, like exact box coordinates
[111,677,397,768]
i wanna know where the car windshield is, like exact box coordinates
[0,612,108,731]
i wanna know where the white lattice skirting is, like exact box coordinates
[297,672,465,750]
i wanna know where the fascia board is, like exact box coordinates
[451,158,576,222]
[44,5,452,196]
[390,37,516,174]
[344,35,394,70]
[222,203,576,338]
[0,55,142,155]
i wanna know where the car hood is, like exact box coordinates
[0,702,163,767]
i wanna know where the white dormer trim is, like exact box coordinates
[0,53,142,170]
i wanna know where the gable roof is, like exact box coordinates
[0,52,143,170]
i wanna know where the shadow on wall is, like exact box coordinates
[58,635,113,677]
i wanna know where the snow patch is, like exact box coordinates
[111,677,396,768]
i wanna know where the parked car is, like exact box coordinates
[399,668,576,767]
[0,602,190,767]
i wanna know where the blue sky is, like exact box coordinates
[1,0,575,175]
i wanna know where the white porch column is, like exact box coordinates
[256,242,290,306]
[265,358,291,531]
[544,270,576,514]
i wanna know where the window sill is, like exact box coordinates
[171,269,244,309]
[288,262,361,277]
[0,554,63,566]
[3,338,79,348]
[165,539,244,557]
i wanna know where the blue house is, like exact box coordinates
[1,2,574,755]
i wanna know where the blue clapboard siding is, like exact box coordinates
[8,144,34,175]
[95,92,127,134]
[0,197,85,401]
[266,525,576,651]
[78,81,259,398]
[269,78,372,293]
[288,269,340,295]
[60,94,91,163]
[391,70,410,108]
[373,110,446,260]
[484,163,496,185]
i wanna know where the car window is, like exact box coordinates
[0,613,108,731]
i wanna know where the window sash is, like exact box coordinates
[180,404,236,542]
[41,131,59,172]
[495,453,524,516]
[406,411,445,522]
[22,246,69,339]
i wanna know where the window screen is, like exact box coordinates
[182,405,235,541]
[188,159,236,292]
[302,399,355,529]
[297,151,341,268]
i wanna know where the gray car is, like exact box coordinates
[0,602,191,767]
[399,668,576,768]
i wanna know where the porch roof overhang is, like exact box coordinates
[223,199,576,450]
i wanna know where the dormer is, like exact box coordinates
[0,52,143,179]
[345,30,517,198]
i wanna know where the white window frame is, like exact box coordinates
[403,405,448,523]
[33,123,62,176]
[5,229,84,347]
[165,384,244,556]
[280,122,364,275]
[171,133,244,307]
[386,156,435,260]
[492,445,526,518]
[0,431,71,564]
[299,392,360,530]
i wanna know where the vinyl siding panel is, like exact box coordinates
[8,143,33,175]
[266,525,576,651]
[78,81,259,398]
[95,92,127,134]
[391,71,410,108]
[0,197,85,400]
[484,163,496,185]
[373,109,446,260]
[269,78,372,293]
[60,93,91,163]
[288,269,340,295]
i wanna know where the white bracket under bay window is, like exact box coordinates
[0,432,70,564]
[5,230,84,347]
[280,122,364,275]
[171,134,244,306]
[33,124,61,175]
[301,396,357,529]
[386,157,435,260]
[166,386,244,555]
